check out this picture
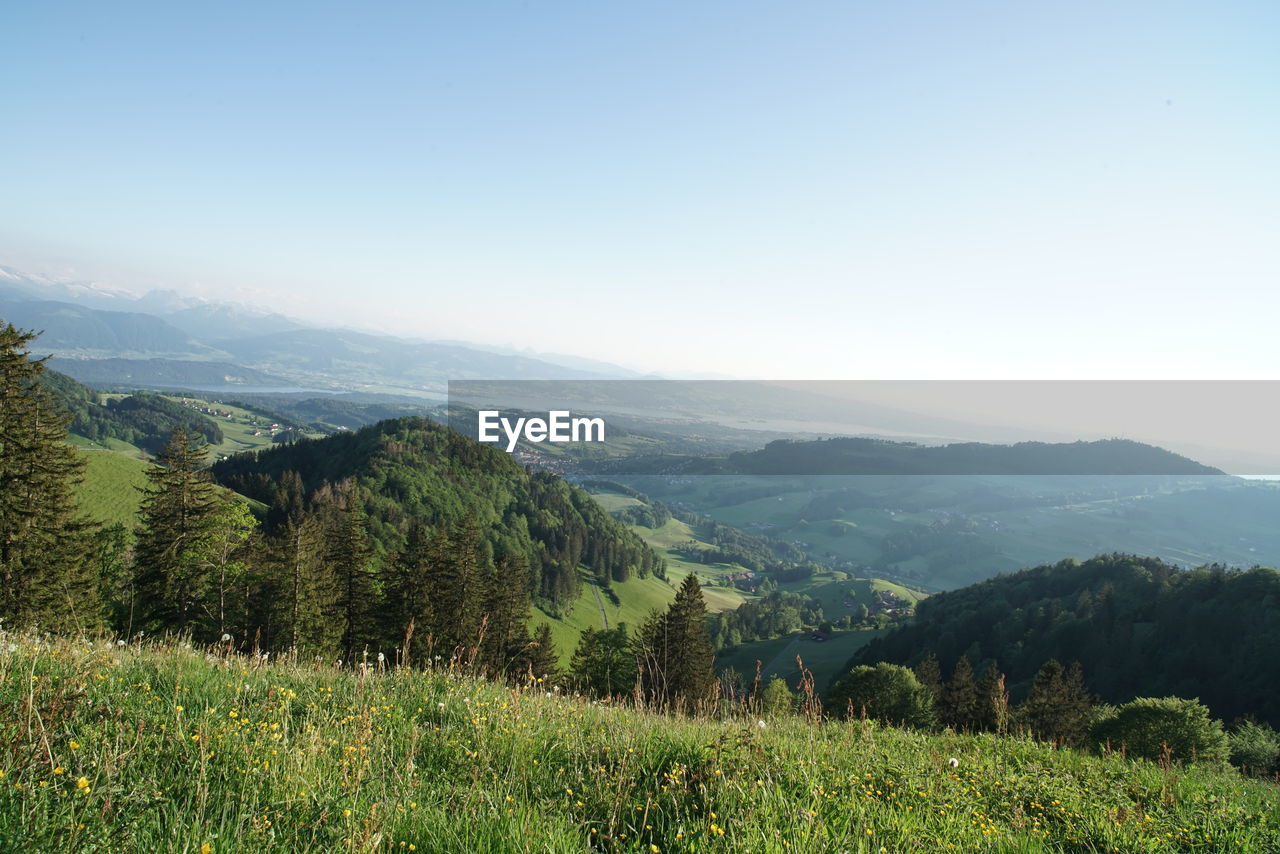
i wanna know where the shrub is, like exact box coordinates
[826,663,935,728]
[1230,722,1280,774]
[1090,697,1229,765]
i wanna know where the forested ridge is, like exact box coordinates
[850,553,1280,726]
[213,416,664,611]
[39,367,223,452]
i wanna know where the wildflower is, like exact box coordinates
[343,809,352,817]
[947,757,959,768]
[53,766,64,775]
[221,634,232,643]
[757,720,767,728]
[201,845,212,854]
[377,652,385,663]
[76,777,90,793]
[69,741,80,750]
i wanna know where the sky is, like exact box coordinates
[2,1,1278,379]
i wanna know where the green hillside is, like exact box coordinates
[3,636,1276,853]
[852,554,1280,727]
[71,449,152,527]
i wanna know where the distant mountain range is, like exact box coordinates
[0,265,622,392]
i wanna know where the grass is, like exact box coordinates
[71,449,152,528]
[2,635,1278,853]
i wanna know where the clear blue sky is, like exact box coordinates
[2,1,1277,378]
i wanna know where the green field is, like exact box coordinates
[71,449,152,527]
[717,629,889,693]
[3,636,1276,853]
[165,396,326,458]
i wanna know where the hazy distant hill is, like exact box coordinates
[0,298,218,357]
[220,328,612,387]
[49,357,299,390]
[595,437,1223,476]
[726,436,1224,476]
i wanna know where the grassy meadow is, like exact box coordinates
[2,635,1277,853]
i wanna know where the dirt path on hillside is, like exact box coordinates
[760,634,802,678]
[589,584,609,630]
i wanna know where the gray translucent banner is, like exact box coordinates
[447,380,1280,476]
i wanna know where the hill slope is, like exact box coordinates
[212,417,663,612]
[2,637,1276,853]
[851,553,1280,726]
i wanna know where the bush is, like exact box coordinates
[826,663,935,728]
[1230,722,1280,774]
[1090,697,1229,765]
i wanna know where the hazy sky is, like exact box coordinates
[2,2,1278,379]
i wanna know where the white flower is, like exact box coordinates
[221,633,233,643]
[437,702,446,709]
[947,757,959,768]
[757,720,767,729]
[377,652,385,663]
[116,640,126,647]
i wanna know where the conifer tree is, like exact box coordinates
[976,660,1010,734]
[479,553,533,679]
[570,624,635,697]
[524,623,560,683]
[914,652,944,705]
[940,655,981,731]
[268,509,337,656]
[0,323,97,632]
[133,428,224,635]
[316,480,376,663]
[385,520,433,664]
[425,520,485,659]
[1017,659,1095,746]
[635,574,716,710]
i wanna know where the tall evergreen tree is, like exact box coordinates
[133,428,225,635]
[914,652,944,705]
[479,553,534,679]
[1017,659,1095,746]
[424,520,485,660]
[315,480,376,663]
[940,655,981,731]
[268,509,338,656]
[0,323,97,632]
[570,624,636,697]
[635,574,716,710]
[976,660,1011,734]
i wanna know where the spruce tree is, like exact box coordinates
[0,323,97,632]
[976,660,1010,733]
[424,520,485,660]
[570,624,635,697]
[133,428,224,635]
[1017,659,1095,746]
[914,652,944,705]
[524,623,560,684]
[635,574,716,710]
[268,509,338,656]
[316,480,376,663]
[479,553,533,679]
[940,655,981,731]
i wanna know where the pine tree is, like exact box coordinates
[1016,659,1095,746]
[635,574,716,710]
[316,480,376,663]
[524,623,560,684]
[570,624,635,697]
[268,509,338,656]
[133,428,225,636]
[424,520,485,660]
[914,652,944,705]
[0,323,97,632]
[479,553,533,679]
[385,520,433,664]
[976,660,1010,734]
[940,655,980,731]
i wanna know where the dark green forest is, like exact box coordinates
[850,553,1280,727]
